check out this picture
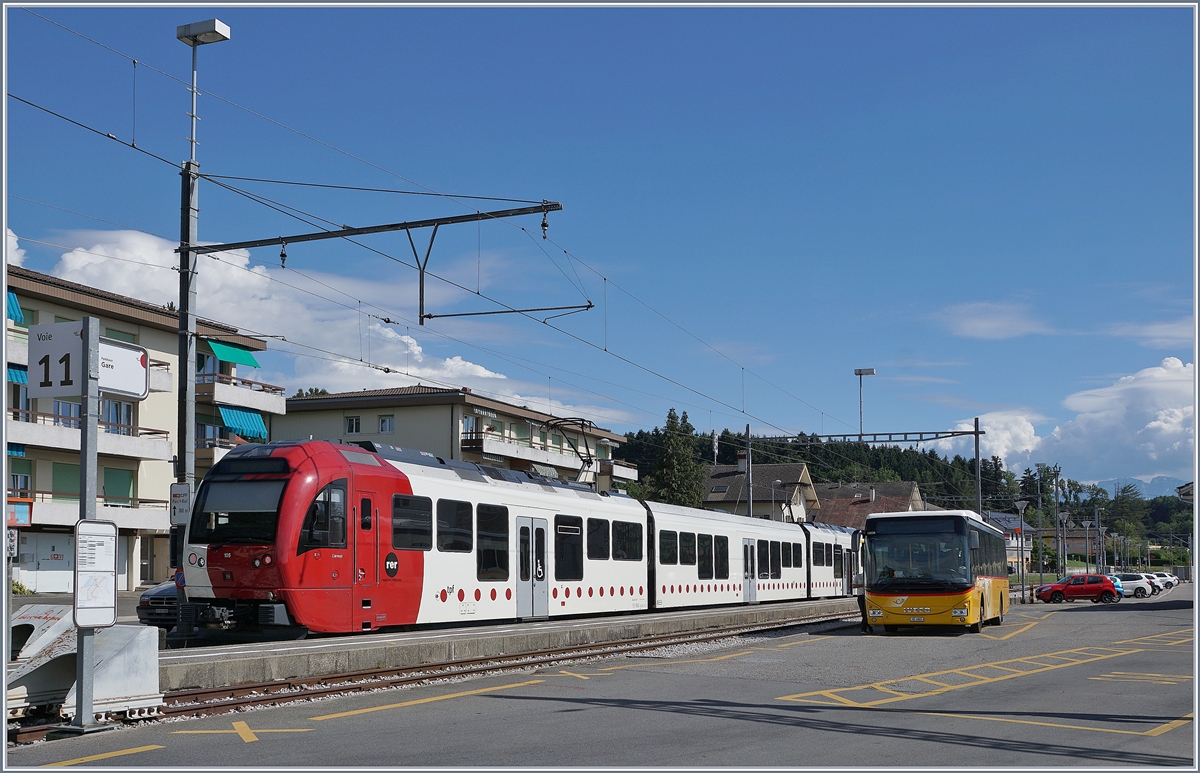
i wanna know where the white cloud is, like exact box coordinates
[6,229,27,266]
[934,358,1195,481]
[937,302,1053,339]
[1107,317,1195,349]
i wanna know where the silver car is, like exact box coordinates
[1152,571,1178,589]
[1115,573,1155,598]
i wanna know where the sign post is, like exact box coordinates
[28,317,134,734]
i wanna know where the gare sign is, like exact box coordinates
[27,322,150,400]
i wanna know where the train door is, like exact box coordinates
[842,543,855,596]
[517,517,548,619]
[743,539,757,603]
[354,494,379,631]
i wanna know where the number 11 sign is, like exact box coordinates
[28,321,150,400]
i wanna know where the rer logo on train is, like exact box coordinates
[384,553,399,578]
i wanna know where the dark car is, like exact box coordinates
[137,580,179,629]
[1036,574,1119,604]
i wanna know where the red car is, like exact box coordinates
[1036,574,1119,604]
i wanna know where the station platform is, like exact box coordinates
[159,597,858,692]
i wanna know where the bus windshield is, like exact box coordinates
[866,517,970,592]
[189,480,286,546]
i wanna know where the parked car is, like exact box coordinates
[1152,571,1178,589]
[1103,575,1124,601]
[1036,574,1119,604]
[137,580,179,629]
[1116,573,1156,598]
[1141,573,1164,594]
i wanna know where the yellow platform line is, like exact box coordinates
[310,679,543,720]
[41,745,165,767]
[778,647,1139,708]
[778,636,832,647]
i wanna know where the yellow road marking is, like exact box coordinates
[1110,672,1194,678]
[1113,628,1193,646]
[554,670,611,680]
[1088,671,1193,686]
[172,720,313,743]
[913,710,1193,737]
[979,622,1039,640]
[1014,611,1058,620]
[778,646,1139,708]
[42,745,165,767]
[778,635,832,647]
[598,651,753,672]
[310,679,544,720]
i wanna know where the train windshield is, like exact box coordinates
[865,517,971,593]
[190,480,286,545]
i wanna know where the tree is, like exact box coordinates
[292,387,329,398]
[645,408,704,508]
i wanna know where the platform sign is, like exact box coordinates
[28,323,149,401]
[170,483,192,526]
[73,520,117,628]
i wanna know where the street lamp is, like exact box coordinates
[174,18,230,642]
[1015,500,1029,603]
[853,368,876,435]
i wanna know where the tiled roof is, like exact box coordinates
[290,385,458,401]
[700,463,819,511]
[808,482,929,530]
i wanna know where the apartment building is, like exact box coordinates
[271,385,637,489]
[5,266,284,591]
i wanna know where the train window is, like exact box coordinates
[697,534,713,580]
[612,521,642,561]
[833,544,844,579]
[757,540,770,579]
[812,542,824,567]
[587,518,610,560]
[436,500,473,553]
[781,542,792,568]
[714,536,729,579]
[360,498,372,531]
[476,504,508,581]
[679,533,696,565]
[555,515,584,581]
[825,543,833,566]
[519,526,531,581]
[770,541,782,579]
[659,531,678,565]
[391,495,432,551]
[792,543,804,568]
[297,480,347,554]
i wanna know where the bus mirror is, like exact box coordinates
[969,531,980,550]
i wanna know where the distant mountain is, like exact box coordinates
[1095,476,1188,499]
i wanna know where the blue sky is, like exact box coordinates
[4,6,1195,484]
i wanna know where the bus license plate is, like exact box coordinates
[909,616,925,622]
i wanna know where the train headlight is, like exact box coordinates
[197,557,205,568]
[952,608,968,616]
[253,559,261,568]
[263,553,273,565]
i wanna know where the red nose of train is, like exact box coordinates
[206,544,283,598]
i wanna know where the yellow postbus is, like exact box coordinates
[863,510,1008,633]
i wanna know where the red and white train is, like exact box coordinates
[179,440,857,636]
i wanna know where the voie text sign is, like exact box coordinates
[28,322,150,400]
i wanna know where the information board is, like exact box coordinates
[27,322,150,401]
[170,483,192,526]
[73,520,118,628]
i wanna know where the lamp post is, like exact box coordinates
[853,368,875,435]
[174,18,230,641]
[1015,500,1029,603]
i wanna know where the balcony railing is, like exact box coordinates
[197,372,285,396]
[7,489,169,509]
[7,325,28,344]
[8,409,171,438]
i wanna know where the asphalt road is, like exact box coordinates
[7,584,1193,768]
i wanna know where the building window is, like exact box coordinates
[462,415,476,436]
[9,381,30,422]
[345,416,361,434]
[53,399,80,429]
[105,328,137,344]
[513,423,531,446]
[102,399,134,435]
[538,430,547,448]
[379,415,394,434]
[596,443,610,460]
[551,434,562,451]
[9,459,32,497]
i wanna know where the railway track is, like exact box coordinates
[9,612,856,744]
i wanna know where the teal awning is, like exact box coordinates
[7,365,27,385]
[207,340,261,368]
[218,406,268,440]
[7,292,24,325]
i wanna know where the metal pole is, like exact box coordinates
[745,424,752,518]
[974,418,982,515]
[858,374,863,435]
[70,317,100,729]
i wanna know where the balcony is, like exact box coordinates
[149,359,173,393]
[6,489,169,531]
[7,325,28,366]
[196,373,286,415]
[600,459,639,482]
[460,431,588,471]
[6,409,173,461]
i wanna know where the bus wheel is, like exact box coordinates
[968,619,982,633]
[993,610,1003,626]
[883,625,897,633]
